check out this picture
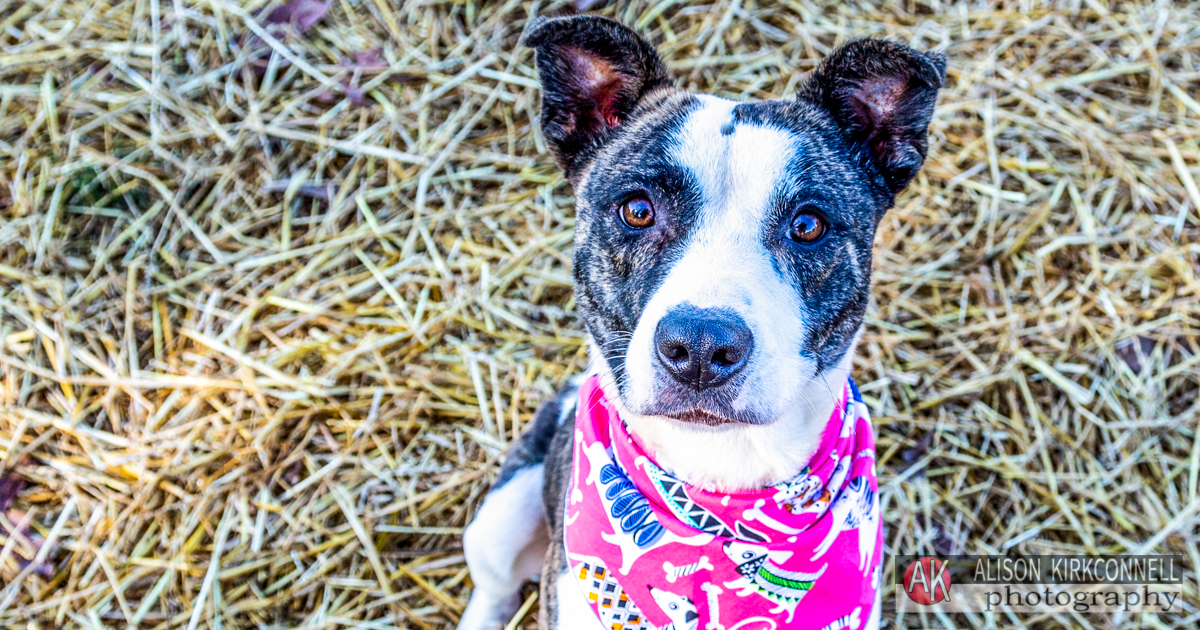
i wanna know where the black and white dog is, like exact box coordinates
[458,15,944,629]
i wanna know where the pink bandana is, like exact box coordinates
[564,376,882,630]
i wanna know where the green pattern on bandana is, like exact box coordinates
[758,566,816,592]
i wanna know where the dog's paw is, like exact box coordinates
[457,590,522,630]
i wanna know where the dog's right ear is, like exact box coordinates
[798,39,946,198]
[523,16,671,178]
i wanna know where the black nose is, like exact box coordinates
[654,306,753,389]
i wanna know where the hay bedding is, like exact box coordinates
[0,0,1198,627]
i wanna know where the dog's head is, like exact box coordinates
[526,16,944,427]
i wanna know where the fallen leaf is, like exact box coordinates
[341,48,389,72]
[901,431,933,463]
[1115,336,1158,374]
[284,460,303,486]
[240,0,333,77]
[915,514,957,555]
[314,49,389,107]
[0,475,55,579]
[3,512,53,579]
[343,84,366,105]
[263,0,332,34]
[1114,335,1194,375]
[317,83,366,106]
[0,472,24,512]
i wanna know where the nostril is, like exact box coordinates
[711,348,733,367]
[665,344,689,362]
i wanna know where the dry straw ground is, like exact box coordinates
[1,0,1198,628]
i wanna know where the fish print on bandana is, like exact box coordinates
[564,376,882,630]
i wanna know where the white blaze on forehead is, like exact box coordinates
[622,94,812,419]
[673,95,797,225]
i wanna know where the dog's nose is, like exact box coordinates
[654,306,753,389]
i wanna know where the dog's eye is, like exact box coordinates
[789,211,826,243]
[620,197,655,229]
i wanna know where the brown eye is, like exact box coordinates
[620,197,655,229]
[789,212,826,243]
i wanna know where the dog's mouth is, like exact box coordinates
[658,408,766,426]
[662,409,738,426]
[625,364,773,425]
[642,393,769,426]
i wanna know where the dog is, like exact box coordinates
[458,14,944,630]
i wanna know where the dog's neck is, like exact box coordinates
[590,342,857,492]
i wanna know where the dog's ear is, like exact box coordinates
[524,16,672,178]
[799,39,946,196]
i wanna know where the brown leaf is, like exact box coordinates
[0,473,24,512]
[315,83,366,106]
[241,0,332,78]
[263,0,332,34]
[2,508,55,579]
[340,48,388,72]
[343,84,366,105]
[914,514,957,555]
[1114,335,1191,374]
[317,49,387,107]
[901,431,933,463]
[1116,336,1157,373]
[284,460,303,486]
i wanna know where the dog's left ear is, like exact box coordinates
[523,16,672,178]
[799,39,946,196]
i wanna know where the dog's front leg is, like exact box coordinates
[461,382,584,630]
[460,463,551,630]
[537,536,600,630]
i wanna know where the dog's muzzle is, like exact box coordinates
[647,304,759,424]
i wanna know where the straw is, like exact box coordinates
[1,1,1198,628]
